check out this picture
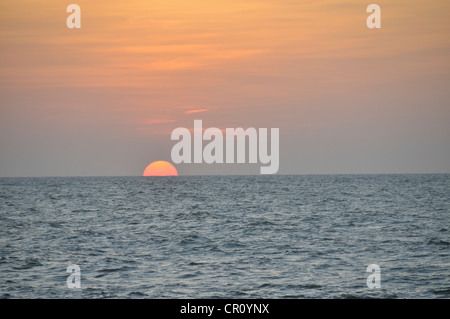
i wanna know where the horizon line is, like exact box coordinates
[1,172,449,178]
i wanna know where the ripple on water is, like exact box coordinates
[0,175,449,298]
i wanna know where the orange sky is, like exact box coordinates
[0,0,449,176]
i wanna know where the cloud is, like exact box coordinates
[185,109,208,114]
[145,119,176,125]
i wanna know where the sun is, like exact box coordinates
[143,161,178,176]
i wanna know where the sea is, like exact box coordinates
[0,175,449,299]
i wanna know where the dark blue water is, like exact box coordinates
[0,175,449,298]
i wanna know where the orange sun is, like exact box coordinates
[143,161,178,176]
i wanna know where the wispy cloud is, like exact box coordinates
[145,119,176,125]
[185,109,208,114]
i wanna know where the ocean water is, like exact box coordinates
[0,175,449,299]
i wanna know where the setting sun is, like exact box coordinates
[143,161,178,176]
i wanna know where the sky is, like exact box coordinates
[1,0,449,176]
